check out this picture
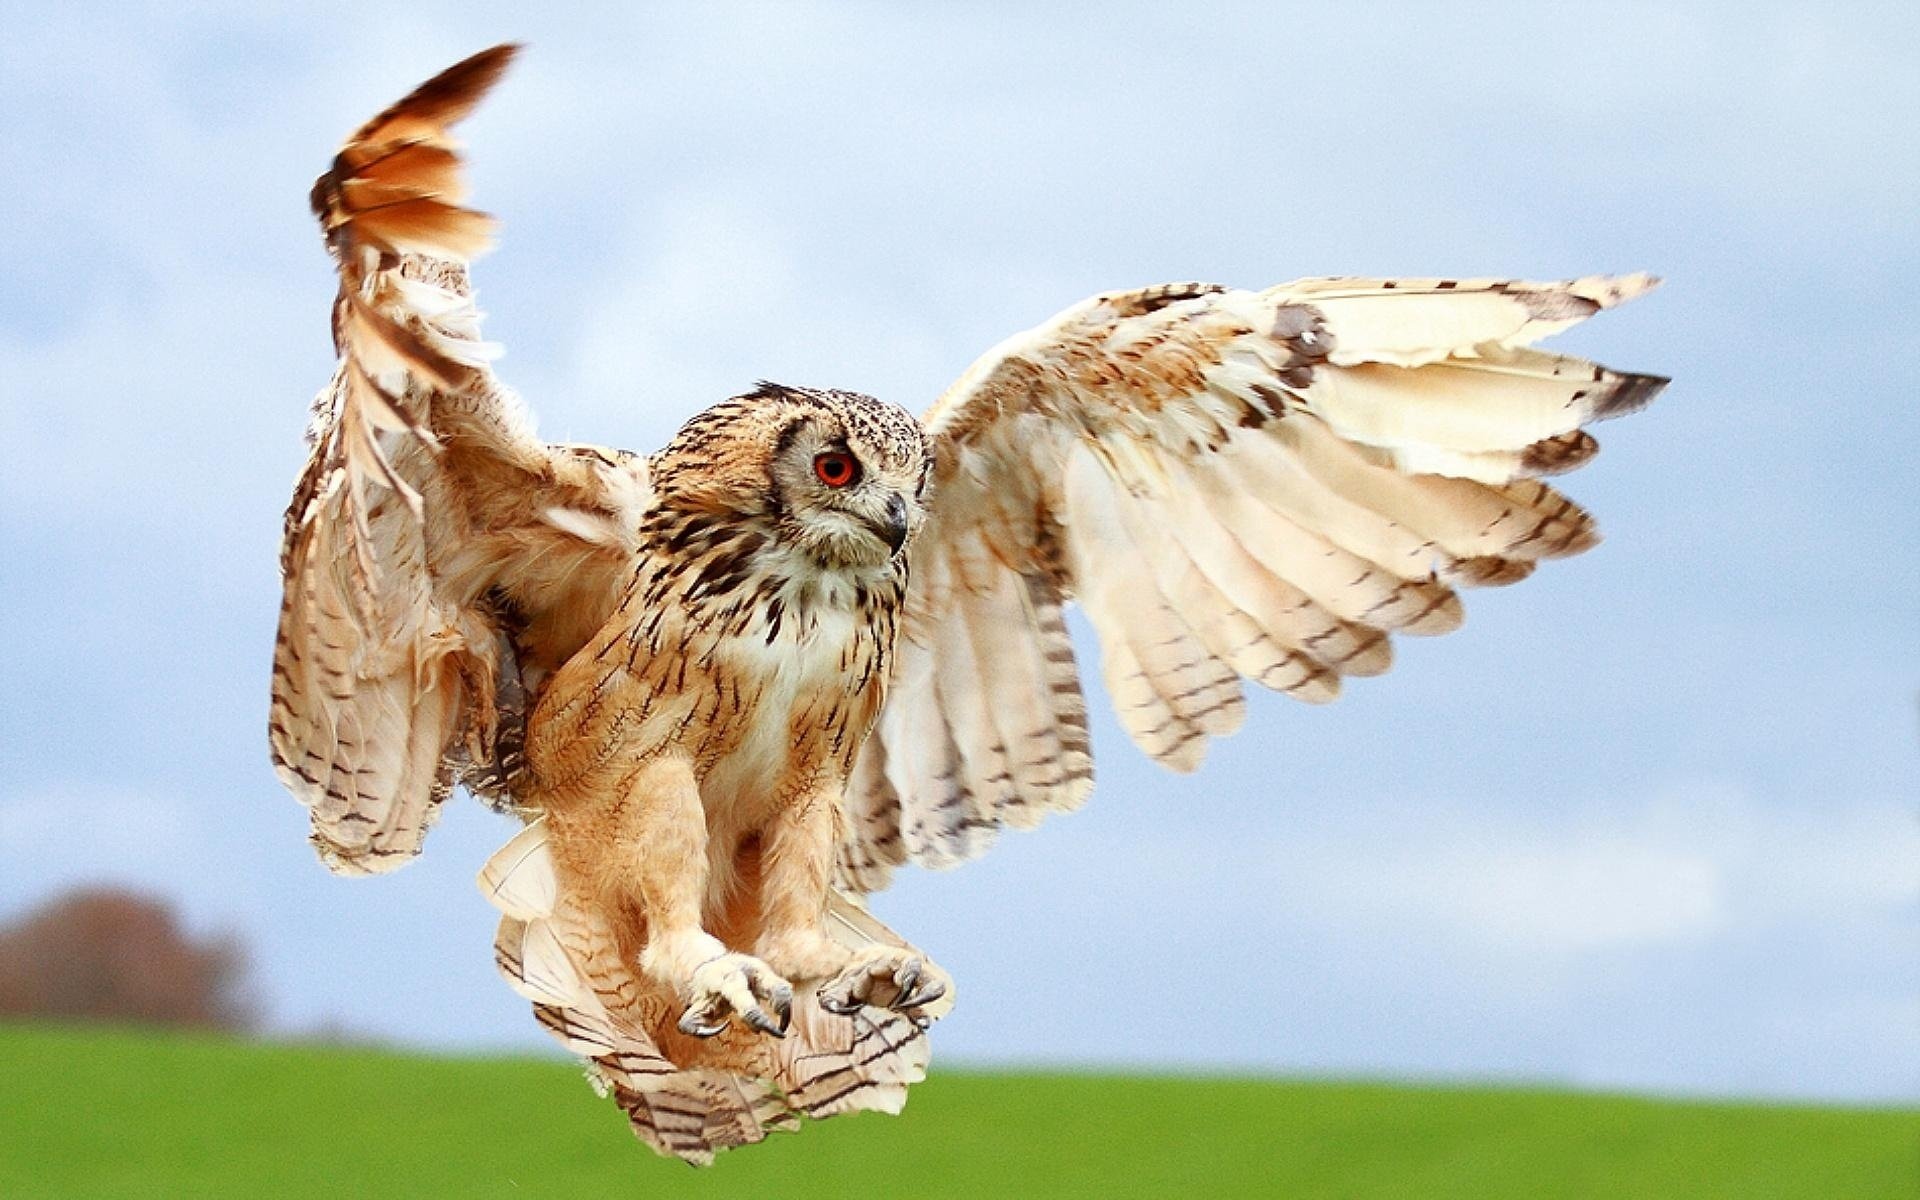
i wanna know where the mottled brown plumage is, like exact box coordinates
[270,46,1667,1163]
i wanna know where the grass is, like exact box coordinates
[1,1022,1913,1198]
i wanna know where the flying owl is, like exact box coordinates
[270,45,1667,1164]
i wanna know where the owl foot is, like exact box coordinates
[816,947,949,1027]
[677,953,794,1039]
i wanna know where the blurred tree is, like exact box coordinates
[0,887,256,1031]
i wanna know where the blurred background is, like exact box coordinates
[2,0,1915,1135]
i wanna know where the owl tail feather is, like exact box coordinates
[477,819,944,1165]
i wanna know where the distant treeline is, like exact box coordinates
[0,887,255,1032]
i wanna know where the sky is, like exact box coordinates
[2,3,1915,1104]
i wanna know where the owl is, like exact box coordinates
[270,46,1667,1164]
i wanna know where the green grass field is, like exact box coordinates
[2,1023,1912,1198]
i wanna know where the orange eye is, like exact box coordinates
[813,451,860,488]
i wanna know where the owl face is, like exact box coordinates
[764,391,931,572]
[648,383,933,581]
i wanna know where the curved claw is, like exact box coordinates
[895,976,948,1012]
[892,961,922,1001]
[742,1005,786,1038]
[678,953,796,1038]
[819,951,950,1022]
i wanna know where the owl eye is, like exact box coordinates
[813,451,860,489]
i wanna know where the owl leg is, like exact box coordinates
[756,783,951,1022]
[588,754,794,1039]
[755,788,855,983]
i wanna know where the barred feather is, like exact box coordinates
[481,824,939,1165]
[271,45,646,875]
[842,272,1663,887]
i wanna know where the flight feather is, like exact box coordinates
[270,44,647,876]
[840,275,1665,889]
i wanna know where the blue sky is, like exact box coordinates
[2,3,1915,1103]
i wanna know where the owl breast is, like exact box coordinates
[694,598,890,827]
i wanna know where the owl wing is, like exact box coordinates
[271,45,647,876]
[839,275,1665,889]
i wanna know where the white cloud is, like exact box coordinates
[1267,781,1919,956]
[878,777,1919,1100]
[1408,838,1725,952]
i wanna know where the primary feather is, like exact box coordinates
[271,43,647,874]
[840,274,1665,886]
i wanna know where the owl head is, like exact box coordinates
[652,382,932,575]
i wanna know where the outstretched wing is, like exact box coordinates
[839,275,1665,889]
[271,46,647,876]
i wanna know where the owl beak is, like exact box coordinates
[871,492,910,556]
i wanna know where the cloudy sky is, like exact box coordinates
[3,4,1914,1103]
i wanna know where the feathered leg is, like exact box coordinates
[481,821,951,1164]
[543,753,794,1039]
[755,789,852,979]
[755,784,950,1019]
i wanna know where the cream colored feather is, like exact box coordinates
[1061,446,1244,769]
[479,823,942,1164]
[271,45,647,876]
[841,273,1664,884]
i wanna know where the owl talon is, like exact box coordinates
[896,977,947,1012]
[679,953,794,1039]
[677,1009,730,1038]
[817,947,951,1023]
[893,962,922,999]
[743,1006,786,1038]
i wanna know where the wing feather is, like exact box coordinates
[926,555,1019,851]
[271,46,647,875]
[1062,446,1244,770]
[954,570,1053,828]
[841,273,1665,887]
